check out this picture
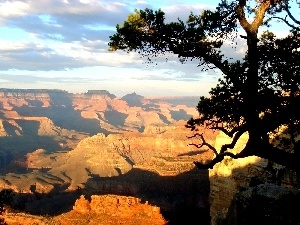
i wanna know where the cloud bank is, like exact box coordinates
[0,0,256,95]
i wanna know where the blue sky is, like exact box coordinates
[0,0,297,96]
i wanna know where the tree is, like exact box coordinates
[108,0,300,171]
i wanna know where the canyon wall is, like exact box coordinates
[0,88,199,169]
[0,123,215,192]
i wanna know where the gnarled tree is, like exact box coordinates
[108,0,300,171]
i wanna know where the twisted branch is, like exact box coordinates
[188,133,218,155]
[285,5,300,26]
[210,124,247,137]
[194,151,242,169]
[271,16,300,31]
[220,127,248,154]
[189,124,248,169]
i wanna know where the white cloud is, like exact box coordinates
[162,3,214,22]
[0,0,294,96]
[0,1,29,18]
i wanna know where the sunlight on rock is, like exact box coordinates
[209,131,269,225]
[214,131,249,156]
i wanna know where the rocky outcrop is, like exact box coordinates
[0,89,200,188]
[0,120,8,136]
[225,184,300,225]
[85,90,116,100]
[73,194,163,219]
[121,92,144,107]
[0,88,211,223]
[73,195,91,213]
[2,194,166,225]
[209,130,300,225]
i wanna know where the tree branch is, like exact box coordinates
[188,133,218,155]
[194,138,300,172]
[236,0,251,31]
[188,124,248,159]
[220,128,248,154]
[271,16,300,31]
[252,1,271,32]
[210,124,247,137]
[236,0,270,33]
[178,48,230,75]
[194,151,242,169]
[285,5,300,26]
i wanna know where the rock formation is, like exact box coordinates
[209,129,300,225]
[0,88,198,136]
[2,194,166,225]
[0,123,215,192]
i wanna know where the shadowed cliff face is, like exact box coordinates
[12,91,106,135]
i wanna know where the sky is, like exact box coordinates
[0,0,297,97]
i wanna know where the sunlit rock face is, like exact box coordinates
[2,194,166,225]
[3,124,213,192]
[209,132,269,225]
[72,194,164,221]
[209,130,300,225]
[0,89,200,168]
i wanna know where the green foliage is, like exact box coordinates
[109,3,237,66]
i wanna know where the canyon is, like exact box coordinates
[0,88,214,224]
[1,88,297,225]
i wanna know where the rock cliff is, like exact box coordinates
[0,88,198,136]
[209,129,300,225]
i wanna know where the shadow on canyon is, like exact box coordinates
[0,136,61,168]
[5,157,300,225]
[0,118,68,169]
[13,92,107,135]
[5,167,211,225]
[169,109,193,121]
[5,91,197,136]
